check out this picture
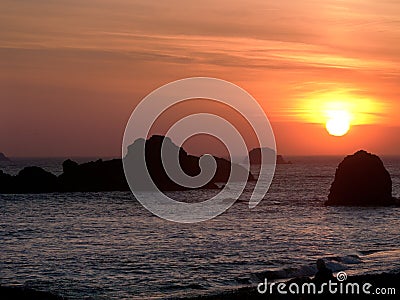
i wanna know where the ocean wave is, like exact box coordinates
[243,254,363,284]
[242,250,400,285]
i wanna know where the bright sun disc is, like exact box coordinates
[325,110,351,136]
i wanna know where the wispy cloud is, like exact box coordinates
[1,0,400,157]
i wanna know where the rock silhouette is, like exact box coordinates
[0,167,58,193]
[17,166,59,193]
[58,158,127,192]
[0,152,10,161]
[276,155,292,164]
[0,135,254,194]
[124,136,254,191]
[325,150,396,206]
[0,286,64,300]
[248,147,291,165]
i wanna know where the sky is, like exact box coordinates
[1,0,400,157]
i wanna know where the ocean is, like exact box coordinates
[1,156,399,299]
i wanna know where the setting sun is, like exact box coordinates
[325,110,351,136]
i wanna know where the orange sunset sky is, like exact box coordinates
[1,0,399,157]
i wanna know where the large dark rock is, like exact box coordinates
[124,135,254,191]
[0,135,254,193]
[16,166,59,193]
[125,135,216,191]
[0,167,58,193]
[325,150,396,206]
[0,170,14,193]
[58,158,127,192]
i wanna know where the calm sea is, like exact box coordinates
[1,157,399,299]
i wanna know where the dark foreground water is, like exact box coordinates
[1,157,399,299]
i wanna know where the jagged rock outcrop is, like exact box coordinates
[325,150,396,206]
[0,167,58,193]
[124,135,254,191]
[0,135,254,193]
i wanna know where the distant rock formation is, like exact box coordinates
[0,152,10,161]
[325,150,396,206]
[277,155,292,165]
[0,135,254,194]
[248,147,292,165]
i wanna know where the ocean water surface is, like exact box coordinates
[1,156,399,299]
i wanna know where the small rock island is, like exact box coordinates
[0,152,10,161]
[248,147,292,165]
[325,150,397,206]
